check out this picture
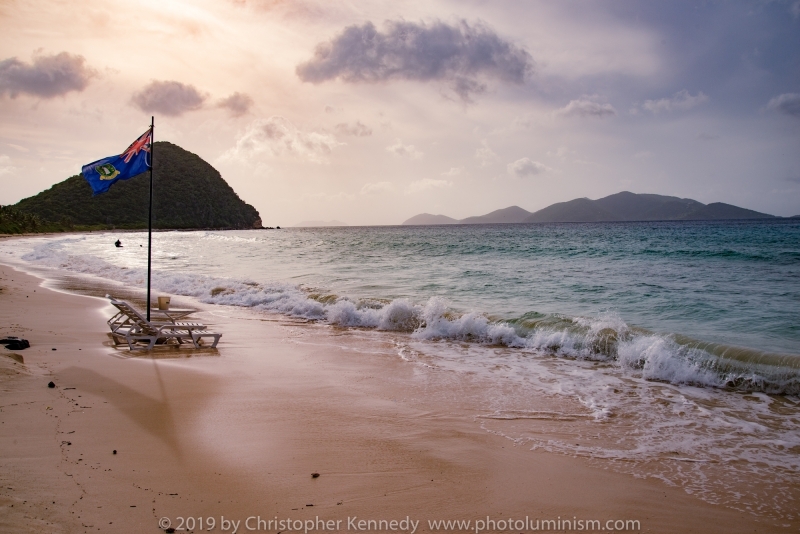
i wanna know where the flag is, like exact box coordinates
[81,128,152,195]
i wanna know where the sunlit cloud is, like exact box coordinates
[360,181,394,195]
[296,19,534,101]
[506,157,551,177]
[335,121,372,137]
[642,90,708,113]
[0,154,16,176]
[767,93,800,118]
[475,139,497,166]
[222,116,341,163]
[0,52,96,98]
[131,80,207,116]
[406,178,452,194]
[441,167,463,177]
[387,139,423,159]
[556,98,616,118]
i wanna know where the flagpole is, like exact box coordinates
[146,116,154,321]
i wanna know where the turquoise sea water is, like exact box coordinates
[271,220,800,355]
[2,219,800,519]
[4,219,800,391]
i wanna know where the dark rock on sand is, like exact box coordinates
[1,337,30,350]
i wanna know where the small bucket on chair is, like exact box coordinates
[157,296,171,310]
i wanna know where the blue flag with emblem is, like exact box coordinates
[81,128,152,195]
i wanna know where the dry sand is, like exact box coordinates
[0,261,787,533]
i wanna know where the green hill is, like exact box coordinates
[8,141,262,232]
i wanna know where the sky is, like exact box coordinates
[1,0,799,225]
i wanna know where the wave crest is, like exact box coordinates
[17,239,800,394]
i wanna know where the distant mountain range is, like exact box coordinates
[402,192,779,225]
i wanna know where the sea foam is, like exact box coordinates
[14,238,800,394]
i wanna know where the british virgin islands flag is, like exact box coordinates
[81,128,152,195]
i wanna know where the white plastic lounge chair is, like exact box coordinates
[106,296,221,350]
[106,295,207,334]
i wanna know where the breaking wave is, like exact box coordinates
[18,239,800,395]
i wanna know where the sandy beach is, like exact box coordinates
[0,259,790,534]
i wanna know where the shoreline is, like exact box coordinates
[0,260,792,533]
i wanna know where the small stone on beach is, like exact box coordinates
[113,450,117,454]
[48,381,55,388]
[311,472,320,478]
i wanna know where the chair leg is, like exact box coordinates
[191,332,221,348]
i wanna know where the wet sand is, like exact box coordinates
[0,261,786,533]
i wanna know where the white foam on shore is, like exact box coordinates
[5,237,799,394]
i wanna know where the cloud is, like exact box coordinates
[406,178,452,194]
[0,52,95,98]
[642,90,708,113]
[387,139,423,159]
[7,143,28,152]
[218,92,253,117]
[547,146,571,160]
[767,93,800,117]
[475,139,496,166]
[506,157,551,177]
[557,99,616,118]
[296,19,533,101]
[131,80,207,116]
[222,116,340,163]
[335,121,372,137]
[360,181,394,195]
[0,154,15,176]
[441,167,463,177]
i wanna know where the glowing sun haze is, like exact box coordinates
[1,0,799,225]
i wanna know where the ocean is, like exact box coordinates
[2,219,799,519]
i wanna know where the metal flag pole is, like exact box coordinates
[146,116,154,321]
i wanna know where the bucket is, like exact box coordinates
[157,296,171,310]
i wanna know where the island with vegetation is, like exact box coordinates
[1,141,262,234]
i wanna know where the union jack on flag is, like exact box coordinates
[122,129,152,164]
[81,127,153,195]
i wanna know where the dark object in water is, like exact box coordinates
[311,472,320,478]
[48,381,55,388]
[115,239,122,247]
[1,337,30,350]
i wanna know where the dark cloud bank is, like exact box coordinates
[296,20,533,101]
[131,80,207,116]
[0,52,95,98]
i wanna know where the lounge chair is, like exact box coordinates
[106,296,221,350]
[106,295,207,334]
